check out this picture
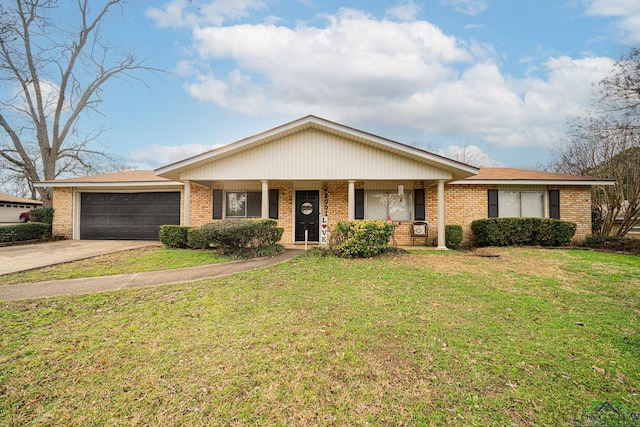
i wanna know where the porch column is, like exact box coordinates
[261,180,269,218]
[436,179,446,250]
[348,180,356,220]
[184,180,191,226]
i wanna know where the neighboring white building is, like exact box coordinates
[0,193,43,223]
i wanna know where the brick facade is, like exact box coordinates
[52,187,74,239]
[51,182,593,245]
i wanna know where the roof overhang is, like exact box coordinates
[450,179,616,186]
[34,181,183,188]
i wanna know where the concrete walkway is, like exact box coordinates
[0,249,302,301]
[0,240,160,275]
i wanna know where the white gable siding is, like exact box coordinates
[180,129,452,181]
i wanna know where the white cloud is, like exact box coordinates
[441,0,489,16]
[385,1,421,22]
[147,0,265,28]
[128,144,217,168]
[148,4,617,153]
[585,0,640,44]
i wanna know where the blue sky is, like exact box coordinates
[73,0,638,170]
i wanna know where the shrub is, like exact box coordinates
[29,206,54,225]
[187,228,210,249]
[581,235,640,255]
[159,225,191,248]
[471,218,576,247]
[328,220,393,258]
[0,223,51,242]
[200,219,284,257]
[445,225,463,249]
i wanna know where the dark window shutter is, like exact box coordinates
[488,189,498,218]
[549,189,560,219]
[269,189,279,219]
[355,189,365,219]
[213,189,223,219]
[414,189,425,220]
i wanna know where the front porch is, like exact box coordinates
[183,179,450,249]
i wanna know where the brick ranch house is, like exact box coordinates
[37,116,614,247]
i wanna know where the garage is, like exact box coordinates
[0,193,43,223]
[80,192,180,240]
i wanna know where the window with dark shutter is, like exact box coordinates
[414,189,425,220]
[488,189,498,218]
[212,189,223,219]
[269,189,279,219]
[549,190,560,219]
[355,189,364,219]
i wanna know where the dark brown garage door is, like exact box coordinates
[80,192,180,240]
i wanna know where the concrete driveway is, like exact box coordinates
[0,240,160,275]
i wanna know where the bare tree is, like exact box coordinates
[437,141,499,168]
[0,0,154,204]
[553,48,640,236]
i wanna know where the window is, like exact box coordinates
[365,191,412,221]
[226,191,262,218]
[497,191,545,218]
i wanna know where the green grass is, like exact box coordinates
[0,247,230,285]
[1,248,638,426]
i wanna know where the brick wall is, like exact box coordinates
[439,184,591,245]
[553,186,592,241]
[189,184,213,227]
[52,187,74,239]
[183,182,592,246]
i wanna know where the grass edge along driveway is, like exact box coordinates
[1,247,638,426]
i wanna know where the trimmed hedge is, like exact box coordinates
[445,224,463,250]
[328,220,393,258]
[200,219,284,257]
[0,223,51,243]
[29,206,54,225]
[431,225,464,249]
[187,228,210,250]
[159,225,191,248]
[472,217,576,247]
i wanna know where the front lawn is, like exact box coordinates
[0,247,230,285]
[1,248,638,426]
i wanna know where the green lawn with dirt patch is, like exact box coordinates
[0,247,230,285]
[1,248,638,426]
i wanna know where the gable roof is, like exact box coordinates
[0,193,43,205]
[451,167,616,186]
[34,170,182,188]
[156,115,479,182]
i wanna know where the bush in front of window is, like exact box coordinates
[200,219,284,257]
[0,222,51,242]
[329,220,393,258]
[471,218,576,247]
[160,225,191,248]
